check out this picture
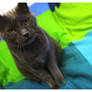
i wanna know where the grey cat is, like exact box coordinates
[0,3,64,88]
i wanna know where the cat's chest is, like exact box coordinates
[11,44,48,62]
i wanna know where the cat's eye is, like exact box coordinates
[25,21,30,25]
[24,18,30,25]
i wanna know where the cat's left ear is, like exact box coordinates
[16,3,30,15]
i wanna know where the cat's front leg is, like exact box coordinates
[47,44,64,88]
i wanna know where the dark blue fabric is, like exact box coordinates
[48,3,60,12]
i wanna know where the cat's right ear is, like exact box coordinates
[0,15,9,31]
[16,3,30,16]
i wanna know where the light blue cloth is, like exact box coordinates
[73,30,92,66]
[29,3,50,16]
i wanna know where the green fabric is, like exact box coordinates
[53,3,92,46]
[37,3,92,48]
[37,10,70,48]
[0,40,24,86]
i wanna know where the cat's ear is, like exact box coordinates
[16,3,30,15]
[0,15,9,31]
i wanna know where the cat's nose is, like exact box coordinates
[21,29,30,38]
[23,32,29,37]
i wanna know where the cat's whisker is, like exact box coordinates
[22,44,25,52]
[19,43,27,65]
[3,32,7,40]
[19,44,22,53]
[17,43,20,53]
[17,43,24,60]
[19,44,24,55]
[5,34,9,42]
[20,44,23,52]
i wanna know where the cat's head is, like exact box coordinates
[0,3,37,47]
